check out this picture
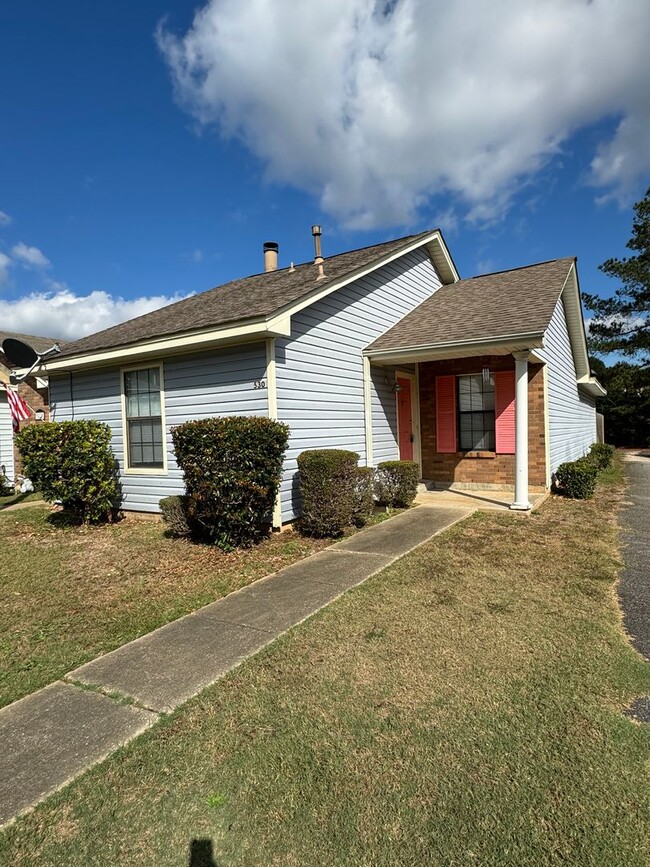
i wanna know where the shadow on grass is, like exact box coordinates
[0,492,37,511]
[189,839,219,866]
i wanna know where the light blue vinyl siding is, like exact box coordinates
[0,395,14,483]
[276,247,440,521]
[50,343,267,512]
[539,298,597,473]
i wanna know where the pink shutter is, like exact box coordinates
[436,375,457,453]
[494,370,515,454]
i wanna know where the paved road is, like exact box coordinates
[618,452,650,722]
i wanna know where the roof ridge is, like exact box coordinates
[466,256,575,281]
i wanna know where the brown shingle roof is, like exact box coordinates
[367,258,575,352]
[58,232,435,359]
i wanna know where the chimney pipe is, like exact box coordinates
[311,225,327,279]
[263,241,278,272]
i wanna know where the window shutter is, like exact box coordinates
[494,370,516,454]
[436,375,457,453]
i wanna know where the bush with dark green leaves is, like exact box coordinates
[555,457,599,499]
[0,471,13,496]
[159,495,190,537]
[15,420,119,522]
[171,416,289,549]
[374,460,420,507]
[353,466,375,527]
[297,449,359,536]
[588,442,615,470]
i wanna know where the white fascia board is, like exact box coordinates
[559,262,591,381]
[577,376,607,397]
[272,231,457,323]
[45,317,291,373]
[363,331,545,364]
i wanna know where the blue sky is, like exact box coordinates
[1,0,648,341]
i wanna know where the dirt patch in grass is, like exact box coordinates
[0,507,334,708]
[2,456,648,865]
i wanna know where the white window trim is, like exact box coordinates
[120,362,168,476]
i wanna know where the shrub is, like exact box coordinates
[297,449,359,536]
[0,471,13,496]
[353,466,375,527]
[159,495,190,537]
[374,460,420,507]
[171,416,289,549]
[15,420,119,522]
[555,457,598,499]
[588,442,615,470]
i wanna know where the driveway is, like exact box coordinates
[618,450,650,722]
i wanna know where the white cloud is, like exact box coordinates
[191,248,203,263]
[158,0,650,228]
[12,242,50,269]
[0,210,12,227]
[0,253,11,287]
[0,287,191,341]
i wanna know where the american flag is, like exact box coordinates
[4,386,30,432]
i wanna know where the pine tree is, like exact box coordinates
[583,185,650,366]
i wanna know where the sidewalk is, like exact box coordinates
[0,503,472,827]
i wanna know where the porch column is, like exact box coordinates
[510,351,532,510]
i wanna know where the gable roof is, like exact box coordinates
[0,330,64,367]
[366,258,576,353]
[54,231,457,364]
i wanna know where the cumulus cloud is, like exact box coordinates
[12,242,50,268]
[0,252,11,287]
[0,286,190,341]
[0,210,12,227]
[157,0,650,228]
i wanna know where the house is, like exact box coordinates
[0,330,58,486]
[43,228,604,522]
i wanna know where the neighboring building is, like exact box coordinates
[44,229,604,521]
[0,331,59,484]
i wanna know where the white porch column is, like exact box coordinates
[511,351,532,510]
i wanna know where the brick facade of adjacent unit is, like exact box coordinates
[418,355,547,489]
[13,378,49,476]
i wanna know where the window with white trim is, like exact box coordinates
[124,367,164,469]
[458,374,495,451]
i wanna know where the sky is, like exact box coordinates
[0,0,649,343]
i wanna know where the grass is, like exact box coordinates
[2,456,648,865]
[0,491,42,510]
[0,507,341,708]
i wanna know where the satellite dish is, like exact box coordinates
[1,337,61,383]
[2,338,40,368]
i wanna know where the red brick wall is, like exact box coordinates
[13,378,49,476]
[419,356,547,489]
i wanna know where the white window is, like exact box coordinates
[458,373,495,451]
[123,366,165,470]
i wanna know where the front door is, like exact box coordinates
[397,376,414,461]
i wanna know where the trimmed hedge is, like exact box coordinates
[374,460,420,507]
[171,416,289,549]
[297,449,359,536]
[353,466,375,527]
[15,420,119,522]
[588,442,615,470]
[555,457,598,499]
[159,495,190,537]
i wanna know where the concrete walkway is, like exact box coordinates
[0,503,471,828]
[618,451,650,723]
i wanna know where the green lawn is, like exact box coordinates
[0,491,42,509]
[0,507,336,708]
[2,458,648,865]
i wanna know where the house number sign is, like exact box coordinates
[253,379,267,389]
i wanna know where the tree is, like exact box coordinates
[590,357,650,447]
[583,185,650,366]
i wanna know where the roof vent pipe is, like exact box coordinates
[311,225,326,280]
[263,241,279,272]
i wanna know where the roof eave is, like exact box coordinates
[45,314,292,373]
[363,331,546,365]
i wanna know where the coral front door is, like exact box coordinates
[397,377,414,461]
